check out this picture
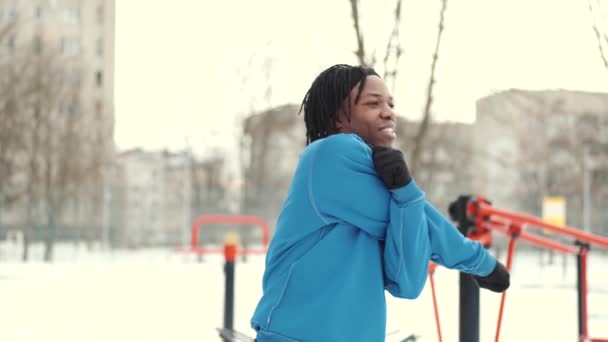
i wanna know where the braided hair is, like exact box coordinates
[299,64,379,145]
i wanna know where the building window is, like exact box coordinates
[61,36,80,56]
[8,7,17,19]
[96,36,103,56]
[33,35,42,54]
[35,5,43,18]
[65,69,81,86]
[65,102,78,116]
[63,7,80,24]
[96,5,104,24]
[96,70,103,87]
[95,100,103,117]
[8,35,16,51]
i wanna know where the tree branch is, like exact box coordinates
[382,0,404,92]
[349,0,367,66]
[588,0,608,72]
[410,0,448,174]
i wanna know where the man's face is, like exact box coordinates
[337,75,396,147]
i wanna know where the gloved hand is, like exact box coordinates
[371,146,412,189]
[472,260,510,293]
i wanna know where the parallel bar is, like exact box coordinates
[429,266,443,342]
[495,236,517,342]
[477,203,608,249]
[177,247,268,256]
[191,214,270,251]
[461,197,608,342]
[483,220,579,255]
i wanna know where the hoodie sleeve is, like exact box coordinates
[383,186,497,299]
[310,134,392,239]
[310,134,496,299]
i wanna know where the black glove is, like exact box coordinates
[472,260,510,293]
[448,195,476,235]
[371,146,412,189]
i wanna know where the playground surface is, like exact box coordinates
[0,244,607,342]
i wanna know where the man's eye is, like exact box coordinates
[388,103,395,109]
[367,102,379,106]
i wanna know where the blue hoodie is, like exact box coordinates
[250,133,496,342]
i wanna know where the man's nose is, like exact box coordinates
[381,105,395,119]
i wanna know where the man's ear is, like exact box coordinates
[336,109,347,131]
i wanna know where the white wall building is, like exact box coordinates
[111,149,191,247]
[474,89,608,231]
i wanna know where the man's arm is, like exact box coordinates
[424,201,496,275]
[373,146,509,297]
[311,134,393,239]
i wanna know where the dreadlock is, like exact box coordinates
[299,64,379,145]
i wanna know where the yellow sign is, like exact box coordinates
[543,197,566,230]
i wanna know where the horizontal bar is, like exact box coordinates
[478,203,608,249]
[191,214,270,251]
[483,220,579,255]
[175,247,267,256]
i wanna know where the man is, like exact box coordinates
[250,64,509,341]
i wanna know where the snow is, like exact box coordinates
[1,242,607,341]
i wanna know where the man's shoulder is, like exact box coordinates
[298,134,372,173]
[310,133,370,157]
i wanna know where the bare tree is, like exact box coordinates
[588,0,608,72]
[348,0,449,175]
[10,39,94,261]
[382,0,404,93]
[20,46,79,261]
[190,155,232,244]
[349,0,371,67]
[1,5,110,260]
[0,19,41,256]
[410,0,448,174]
[0,20,25,207]
[348,0,404,75]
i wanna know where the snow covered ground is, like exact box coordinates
[1,242,607,341]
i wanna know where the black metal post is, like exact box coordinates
[224,261,235,332]
[223,241,237,342]
[459,273,480,342]
[575,240,589,339]
[449,195,480,342]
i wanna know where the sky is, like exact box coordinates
[114,0,608,156]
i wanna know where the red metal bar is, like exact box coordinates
[476,203,608,249]
[224,244,237,262]
[190,215,270,254]
[428,263,443,342]
[175,246,269,256]
[461,197,608,342]
[483,220,579,255]
[495,235,517,342]
[468,228,493,248]
[483,220,510,235]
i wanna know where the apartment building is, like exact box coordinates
[475,89,608,232]
[0,0,115,240]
